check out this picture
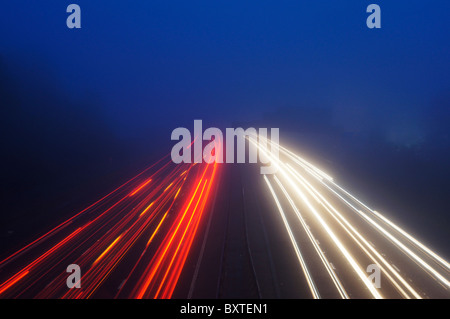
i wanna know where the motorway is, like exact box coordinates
[0,140,449,299]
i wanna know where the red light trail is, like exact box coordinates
[0,153,220,299]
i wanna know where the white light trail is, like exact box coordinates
[285,164,422,299]
[264,175,321,299]
[253,138,383,299]
[273,175,349,299]
[257,136,450,292]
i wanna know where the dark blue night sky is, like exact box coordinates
[1,1,449,254]
[2,1,449,137]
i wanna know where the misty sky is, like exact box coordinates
[1,1,449,148]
